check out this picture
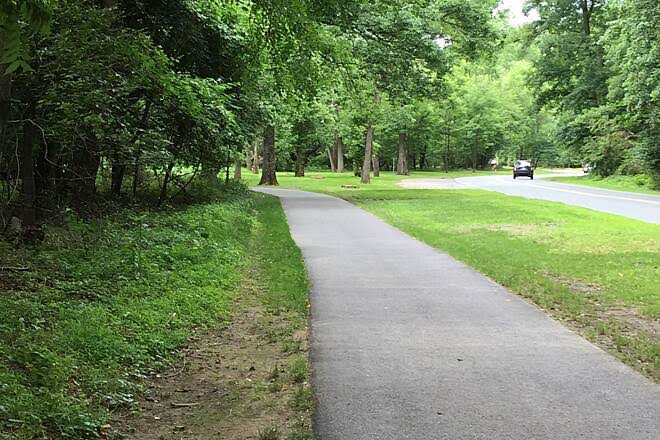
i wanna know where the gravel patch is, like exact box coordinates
[397,178,470,189]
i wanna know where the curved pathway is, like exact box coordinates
[255,188,659,440]
[454,174,660,224]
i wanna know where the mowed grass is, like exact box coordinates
[241,169,511,193]
[249,170,660,379]
[547,174,660,195]
[251,193,309,315]
[0,190,309,439]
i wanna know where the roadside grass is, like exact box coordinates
[253,170,660,380]
[0,190,312,439]
[109,193,312,440]
[253,194,309,315]
[547,174,660,195]
[250,194,314,440]
[241,169,511,194]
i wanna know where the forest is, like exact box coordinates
[0,0,658,231]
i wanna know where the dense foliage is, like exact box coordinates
[526,0,659,181]
[2,0,658,234]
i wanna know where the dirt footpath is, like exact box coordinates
[110,268,312,440]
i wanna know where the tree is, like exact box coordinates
[602,0,660,184]
[527,0,609,166]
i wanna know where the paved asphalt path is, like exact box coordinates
[255,187,659,440]
[454,174,660,224]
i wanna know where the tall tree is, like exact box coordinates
[601,0,660,183]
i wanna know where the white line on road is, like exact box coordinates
[531,182,660,205]
[480,176,660,205]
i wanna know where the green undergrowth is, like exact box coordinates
[547,174,660,195]
[0,191,275,439]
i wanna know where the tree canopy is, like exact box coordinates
[1,0,658,232]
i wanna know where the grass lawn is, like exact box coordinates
[547,174,660,195]
[0,191,310,439]
[241,169,512,193]
[247,170,660,380]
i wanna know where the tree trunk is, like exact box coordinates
[336,136,345,172]
[330,134,340,172]
[233,157,242,180]
[372,155,380,177]
[244,143,253,171]
[0,65,11,148]
[202,162,221,186]
[332,140,338,171]
[397,131,409,175]
[295,148,306,177]
[132,156,140,197]
[361,124,374,184]
[120,100,150,197]
[252,139,260,174]
[444,131,450,173]
[259,125,278,185]
[69,143,100,206]
[327,148,336,172]
[580,0,592,35]
[158,162,174,206]
[111,163,125,196]
[20,117,38,226]
[224,148,231,184]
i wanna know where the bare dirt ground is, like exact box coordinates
[109,266,312,440]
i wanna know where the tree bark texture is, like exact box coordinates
[202,161,221,186]
[252,140,260,174]
[327,148,336,172]
[0,65,11,148]
[244,143,253,171]
[295,147,306,177]
[372,155,380,177]
[233,157,241,180]
[132,156,141,197]
[111,163,126,195]
[361,124,374,184]
[336,136,344,172]
[259,125,278,185]
[444,131,450,173]
[69,143,100,206]
[580,0,593,35]
[158,162,174,206]
[20,117,38,226]
[397,131,409,175]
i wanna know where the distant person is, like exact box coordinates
[490,158,498,172]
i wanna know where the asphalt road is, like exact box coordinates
[255,187,660,440]
[454,174,660,224]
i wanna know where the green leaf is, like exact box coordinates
[5,60,22,75]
